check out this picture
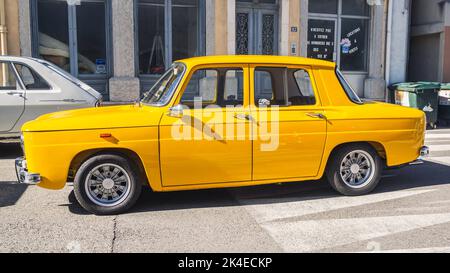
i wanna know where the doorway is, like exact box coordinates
[236,0,279,55]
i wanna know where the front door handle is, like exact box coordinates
[7,91,23,96]
[306,113,326,119]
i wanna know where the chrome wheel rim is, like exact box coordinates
[339,150,375,189]
[85,164,132,207]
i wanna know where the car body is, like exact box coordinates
[16,55,428,215]
[0,56,102,139]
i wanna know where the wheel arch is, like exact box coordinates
[324,141,387,170]
[68,148,150,188]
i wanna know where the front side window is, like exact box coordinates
[138,0,203,76]
[141,63,186,105]
[14,64,51,90]
[254,67,316,107]
[0,62,18,90]
[180,68,244,108]
[308,0,370,72]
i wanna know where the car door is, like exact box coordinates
[13,62,88,123]
[250,64,327,180]
[159,64,252,187]
[0,61,25,133]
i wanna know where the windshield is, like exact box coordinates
[141,63,185,105]
[336,69,363,104]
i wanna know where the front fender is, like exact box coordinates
[23,127,160,190]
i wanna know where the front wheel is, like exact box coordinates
[326,144,382,196]
[74,154,142,215]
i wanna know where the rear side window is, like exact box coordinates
[254,67,316,107]
[0,62,18,90]
[14,63,51,90]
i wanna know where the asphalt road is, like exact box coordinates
[2,130,450,253]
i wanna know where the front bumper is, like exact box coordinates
[15,157,41,185]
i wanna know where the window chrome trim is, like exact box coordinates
[336,68,363,105]
[141,62,187,107]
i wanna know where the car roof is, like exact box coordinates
[178,55,336,68]
[0,55,37,62]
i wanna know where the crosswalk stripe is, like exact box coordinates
[425,140,450,143]
[427,145,450,151]
[426,134,450,139]
[260,213,450,252]
[236,189,434,224]
[426,157,450,165]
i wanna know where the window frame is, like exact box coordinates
[180,68,220,106]
[0,61,21,91]
[308,0,371,73]
[179,67,246,108]
[13,62,53,91]
[252,65,320,108]
[135,0,206,86]
[174,64,249,109]
[30,0,113,79]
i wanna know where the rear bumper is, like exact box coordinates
[408,146,430,166]
[15,157,41,185]
[420,146,430,158]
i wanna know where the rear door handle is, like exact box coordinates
[306,113,326,119]
[234,114,252,121]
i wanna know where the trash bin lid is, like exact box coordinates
[392,82,441,93]
[441,83,450,91]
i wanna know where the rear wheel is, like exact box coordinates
[326,144,382,196]
[74,154,142,215]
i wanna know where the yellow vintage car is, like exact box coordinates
[16,56,429,215]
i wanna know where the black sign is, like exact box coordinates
[307,19,335,62]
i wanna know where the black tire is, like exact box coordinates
[74,154,142,215]
[326,143,382,196]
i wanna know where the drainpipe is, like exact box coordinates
[0,0,7,86]
[385,0,393,102]
[0,0,7,56]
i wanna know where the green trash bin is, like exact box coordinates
[390,82,440,129]
[439,83,450,125]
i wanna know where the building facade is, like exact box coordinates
[3,0,413,102]
[409,0,450,83]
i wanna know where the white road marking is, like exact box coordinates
[262,213,450,252]
[236,189,434,223]
[425,139,450,143]
[426,145,450,152]
[426,134,450,139]
[426,157,450,165]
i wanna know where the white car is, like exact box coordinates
[0,56,102,139]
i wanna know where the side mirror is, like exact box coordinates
[168,104,184,118]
